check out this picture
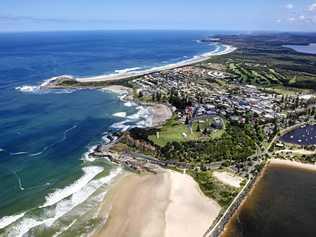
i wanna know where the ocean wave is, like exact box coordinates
[10,152,29,156]
[114,67,142,74]
[0,147,28,156]
[113,112,127,118]
[5,167,122,237]
[110,105,152,132]
[111,120,130,132]
[46,169,119,227]
[15,75,76,94]
[81,145,98,162]
[8,218,45,237]
[127,106,152,122]
[0,213,25,229]
[41,166,104,208]
[15,85,40,93]
[124,101,136,107]
[15,86,76,94]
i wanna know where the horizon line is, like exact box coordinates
[0,29,316,34]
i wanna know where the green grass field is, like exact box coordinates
[149,117,225,147]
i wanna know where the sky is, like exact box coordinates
[0,0,316,32]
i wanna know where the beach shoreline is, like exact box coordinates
[269,158,316,171]
[102,84,173,129]
[76,44,236,83]
[42,44,236,90]
[92,169,221,237]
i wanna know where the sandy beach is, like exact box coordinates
[269,158,316,171]
[76,44,236,83]
[102,85,133,95]
[149,104,173,128]
[165,171,221,237]
[213,171,243,188]
[103,85,173,128]
[93,170,221,237]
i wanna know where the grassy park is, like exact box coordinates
[149,116,225,147]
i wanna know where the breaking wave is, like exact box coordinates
[2,167,122,236]
[41,166,104,208]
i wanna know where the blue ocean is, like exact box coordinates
[0,30,218,236]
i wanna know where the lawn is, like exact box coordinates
[149,117,225,147]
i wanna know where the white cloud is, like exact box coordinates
[308,3,316,11]
[286,3,294,9]
[299,15,306,20]
[288,17,296,22]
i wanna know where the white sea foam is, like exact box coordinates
[81,145,98,162]
[44,168,121,228]
[127,106,152,125]
[114,67,142,74]
[41,166,104,208]
[0,213,25,229]
[111,120,130,132]
[8,218,45,237]
[16,75,75,94]
[102,136,111,144]
[124,101,136,107]
[110,105,153,131]
[113,112,127,118]
[6,168,122,237]
[52,219,77,237]
[15,85,40,93]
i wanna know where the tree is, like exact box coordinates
[138,90,143,98]
[196,122,201,132]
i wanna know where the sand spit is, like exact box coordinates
[269,159,316,171]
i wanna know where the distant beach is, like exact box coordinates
[72,44,236,84]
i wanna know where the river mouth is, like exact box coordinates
[280,124,316,145]
[221,161,316,237]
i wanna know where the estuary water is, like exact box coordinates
[284,43,316,55]
[0,30,220,236]
[280,124,316,145]
[221,162,316,237]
